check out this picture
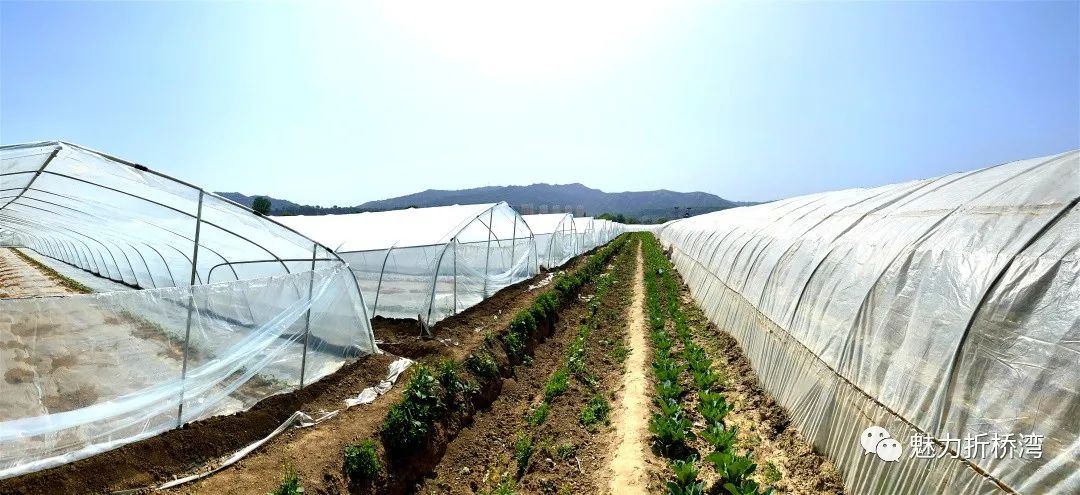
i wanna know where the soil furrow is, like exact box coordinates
[606,241,658,494]
[415,238,637,494]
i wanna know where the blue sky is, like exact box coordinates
[2,1,1077,205]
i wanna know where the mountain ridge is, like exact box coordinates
[216,183,753,222]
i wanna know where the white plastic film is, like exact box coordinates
[0,265,373,479]
[659,151,1079,495]
[277,203,539,324]
[523,213,577,269]
[1,141,377,480]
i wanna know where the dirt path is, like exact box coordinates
[606,241,654,494]
[0,248,77,298]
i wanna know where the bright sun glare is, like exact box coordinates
[372,1,684,83]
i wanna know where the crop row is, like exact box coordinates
[267,235,632,493]
[638,233,771,495]
[495,237,632,494]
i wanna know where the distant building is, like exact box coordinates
[539,204,549,214]
[574,205,586,217]
[520,204,534,215]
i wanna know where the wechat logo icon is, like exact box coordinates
[861,426,902,462]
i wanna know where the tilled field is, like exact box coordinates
[0,247,86,299]
[1,235,848,495]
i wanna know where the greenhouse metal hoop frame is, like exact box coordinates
[533,213,578,268]
[335,202,539,329]
[0,141,376,426]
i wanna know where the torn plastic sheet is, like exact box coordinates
[527,272,555,291]
[153,410,329,491]
[133,357,413,492]
[346,357,414,406]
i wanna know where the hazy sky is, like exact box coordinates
[2,1,1077,205]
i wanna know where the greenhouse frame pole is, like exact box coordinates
[372,244,396,316]
[299,242,317,389]
[509,218,516,281]
[452,240,457,314]
[177,190,204,427]
[482,209,493,298]
[425,240,454,333]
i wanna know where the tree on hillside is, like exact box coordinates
[252,196,272,215]
[597,212,639,224]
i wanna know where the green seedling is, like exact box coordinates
[343,439,380,483]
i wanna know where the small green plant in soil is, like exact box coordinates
[344,439,380,483]
[480,479,516,495]
[504,331,525,362]
[380,365,444,455]
[610,341,629,363]
[762,461,782,485]
[650,410,695,457]
[700,422,738,453]
[692,369,720,390]
[513,431,534,477]
[579,394,610,432]
[566,331,589,375]
[527,401,551,426]
[698,390,733,426]
[438,359,476,401]
[270,464,303,495]
[465,352,500,379]
[706,450,766,493]
[653,357,683,383]
[657,379,684,402]
[556,441,577,460]
[544,368,569,401]
[666,456,704,495]
[404,364,443,412]
[380,402,429,455]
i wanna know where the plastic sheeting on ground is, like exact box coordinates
[659,150,1079,495]
[276,203,538,326]
[157,357,413,491]
[523,213,577,269]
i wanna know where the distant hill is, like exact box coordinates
[215,192,374,216]
[356,183,746,221]
[216,192,302,211]
[216,184,752,222]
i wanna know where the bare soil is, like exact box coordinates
[0,353,399,495]
[605,242,664,494]
[0,247,78,299]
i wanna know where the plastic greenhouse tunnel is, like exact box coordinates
[522,213,577,269]
[658,150,1080,495]
[275,202,538,327]
[572,216,597,254]
[0,141,377,480]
